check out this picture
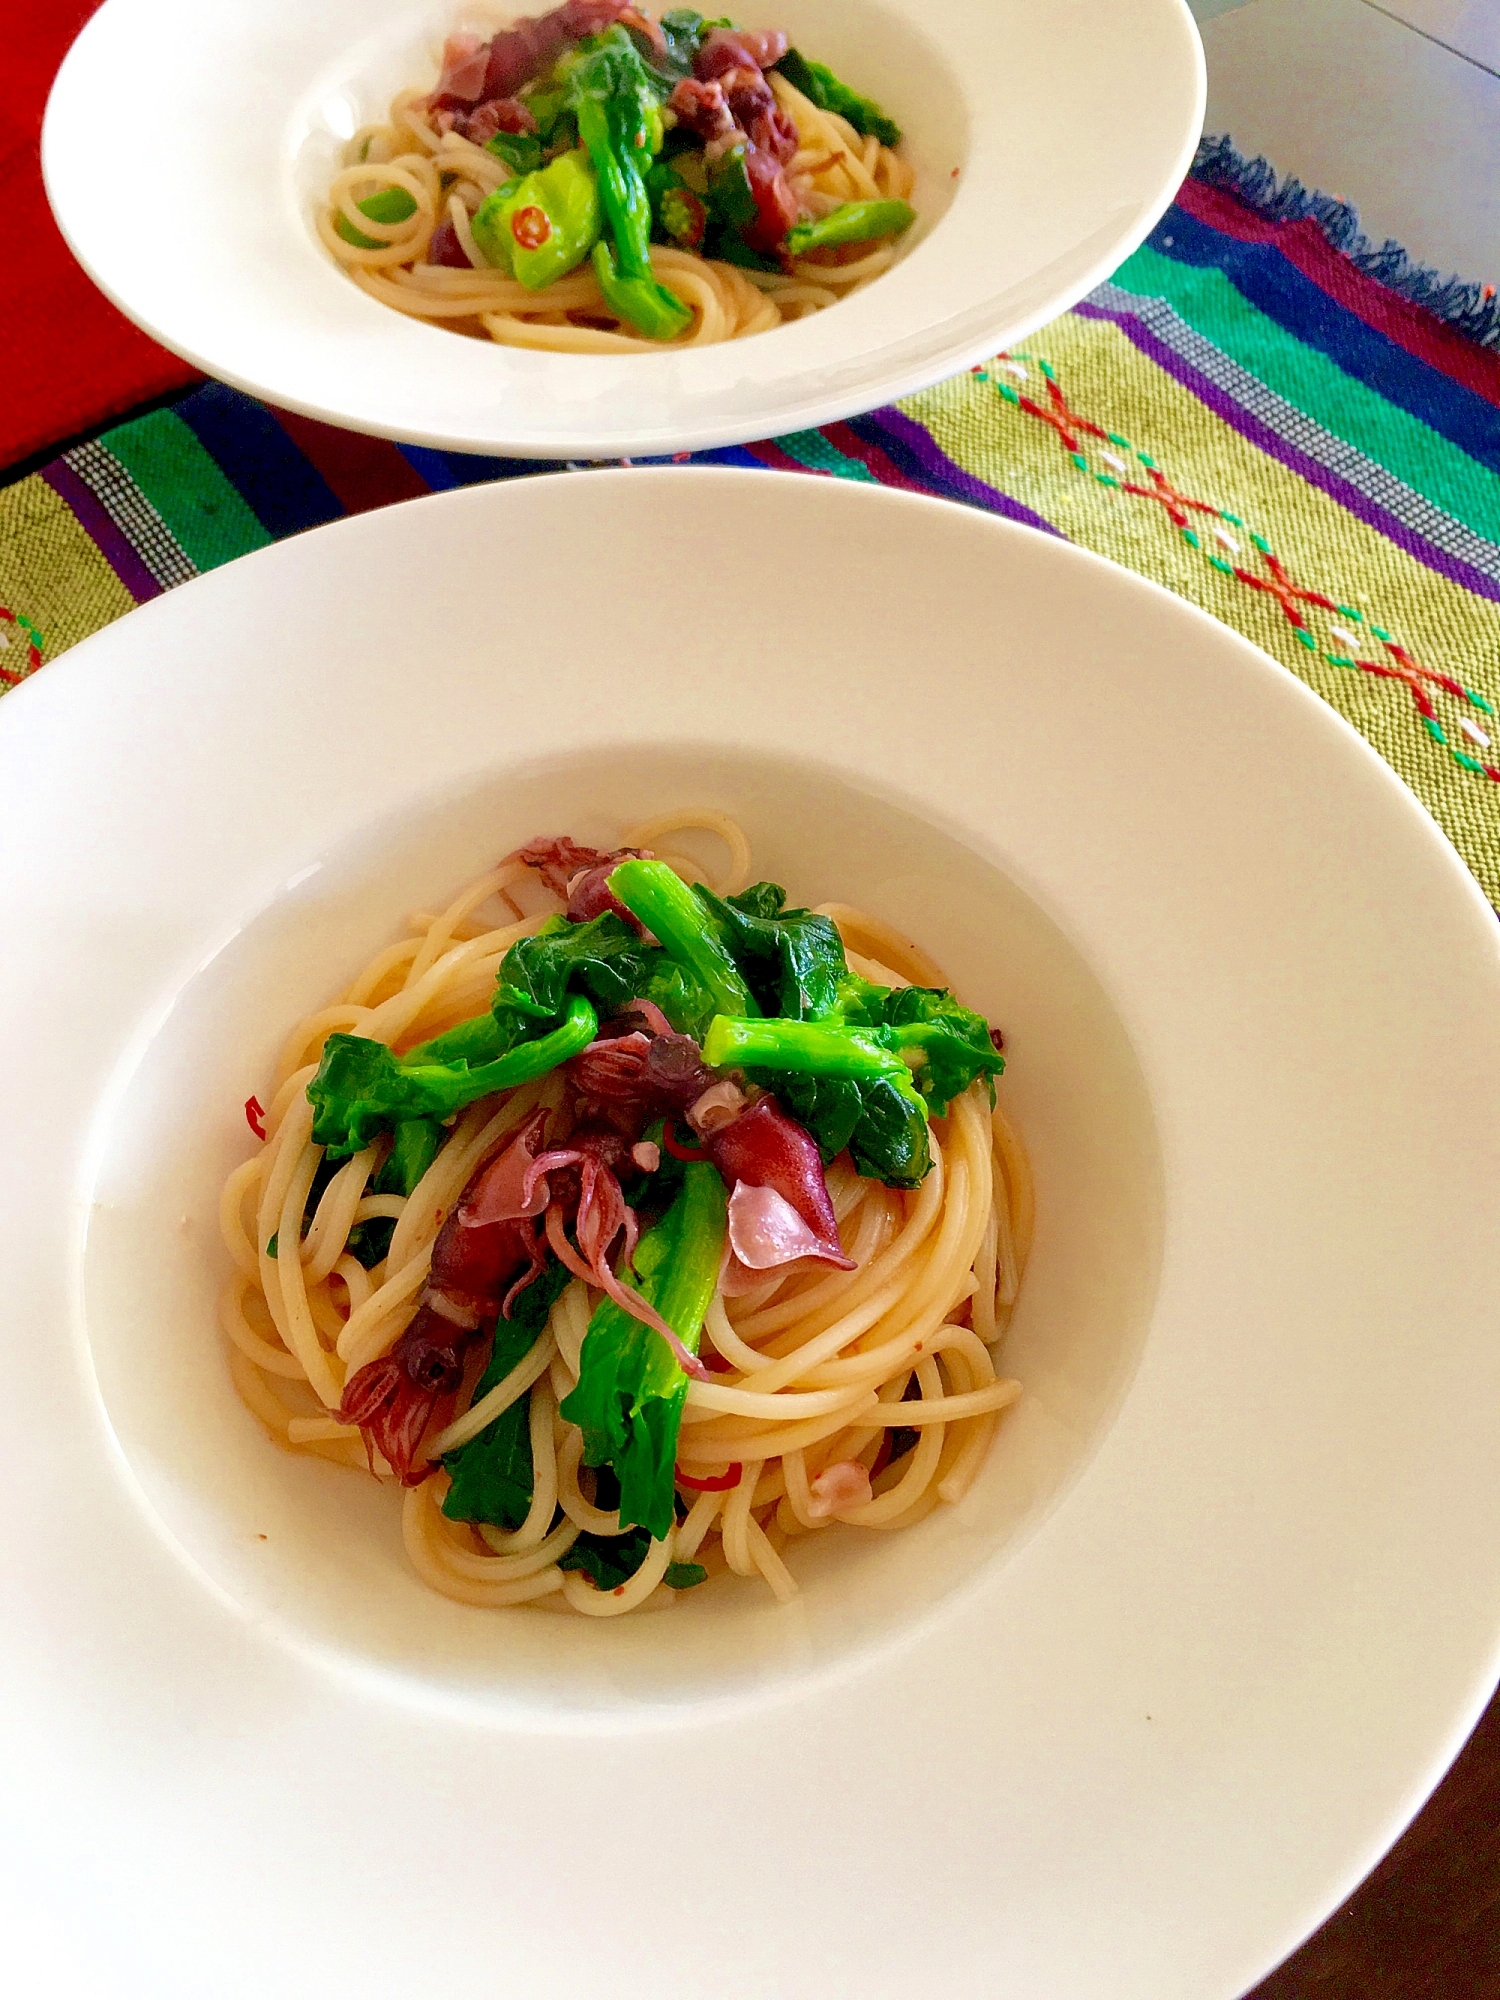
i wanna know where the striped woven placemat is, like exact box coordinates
[5,147,1499,900]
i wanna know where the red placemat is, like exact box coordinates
[5,1,199,472]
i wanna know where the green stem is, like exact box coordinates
[608,859,757,1018]
[403,993,598,1103]
[703,1013,920,1100]
[404,1011,508,1068]
[559,1162,728,1539]
[784,200,914,256]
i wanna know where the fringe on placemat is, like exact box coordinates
[1192,134,1500,351]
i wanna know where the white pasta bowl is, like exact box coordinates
[4,469,1500,1998]
[40,0,1205,458]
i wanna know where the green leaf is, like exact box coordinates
[710,232,779,272]
[705,144,758,233]
[440,1389,534,1531]
[763,1066,932,1188]
[403,1008,520,1069]
[872,985,1004,1111]
[440,1260,573,1528]
[638,956,720,1040]
[758,1071,863,1161]
[558,1163,727,1540]
[773,49,901,146]
[306,995,597,1158]
[520,85,573,149]
[496,911,661,1020]
[485,130,543,177]
[664,1560,707,1589]
[695,880,848,1020]
[346,1115,444,1267]
[558,1525,653,1589]
[656,10,732,76]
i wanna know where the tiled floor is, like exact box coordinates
[1370,0,1500,74]
[1188,0,1500,284]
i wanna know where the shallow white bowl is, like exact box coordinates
[41,0,1204,458]
[3,470,1500,1999]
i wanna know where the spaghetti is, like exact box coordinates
[221,809,1031,1616]
[320,5,917,352]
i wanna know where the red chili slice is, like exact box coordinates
[662,1119,709,1163]
[510,204,552,250]
[244,1095,267,1140]
[676,1463,742,1492]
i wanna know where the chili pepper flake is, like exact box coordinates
[244,1095,267,1140]
[662,1119,709,1163]
[511,204,551,249]
[676,1463,742,1492]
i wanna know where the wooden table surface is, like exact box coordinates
[1245,1686,1500,1997]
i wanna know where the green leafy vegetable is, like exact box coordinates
[440,1260,573,1527]
[559,1525,653,1588]
[695,881,846,1020]
[764,1066,933,1188]
[345,1116,443,1269]
[706,992,1001,1113]
[703,1012,919,1082]
[845,982,1005,1111]
[403,1007,524,1070]
[520,84,574,150]
[333,184,416,250]
[589,239,686,340]
[706,1011,933,1185]
[699,142,787,269]
[705,144,758,234]
[567,28,692,340]
[470,148,601,288]
[495,911,661,1021]
[488,908,718,1039]
[484,130,544,178]
[772,48,901,146]
[604,857,1004,1189]
[306,994,597,1158]
[664,1560,708,1589]
[608,858,758,1020]
[784,199,914,257]
[559,1162,727,1539]
[702,984,1003,1189]
[709,233,780,272]
[657,9,731,73]
[645,162,706,248]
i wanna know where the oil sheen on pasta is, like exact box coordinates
[320,5,918,353]
[220,809,1032,1618]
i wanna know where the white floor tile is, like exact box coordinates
[1364,0,1500,73]
[1201,0,1500,283]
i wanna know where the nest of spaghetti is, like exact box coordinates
[222,810,1032,1617]
[320,4,917,352]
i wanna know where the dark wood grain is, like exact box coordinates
[1246,1688,1500,1998]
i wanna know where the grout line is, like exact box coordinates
[1356,0,1500,82]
